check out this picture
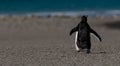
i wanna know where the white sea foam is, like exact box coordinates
[1,10,120,18]
[26,10,120,17]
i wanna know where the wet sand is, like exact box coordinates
[0,15,120,66]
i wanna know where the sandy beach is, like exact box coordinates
[0,15,120,66]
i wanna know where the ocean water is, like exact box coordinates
[0,0,120,16]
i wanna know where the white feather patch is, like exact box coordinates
[75,32,80,51]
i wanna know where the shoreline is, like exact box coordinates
[1,10,120,18]
[0,13,120,19]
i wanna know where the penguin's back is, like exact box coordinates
[78,23,90,41]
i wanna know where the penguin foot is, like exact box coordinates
[86,49,91,54]
[77,50,80,52]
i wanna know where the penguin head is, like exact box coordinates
[81,15,87,22]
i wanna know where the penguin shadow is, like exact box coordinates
[76,50,108,54]
[90,51,107,54]
[103,21,120,30]
[76,51,108,54]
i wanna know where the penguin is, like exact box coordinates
[69,16,102,54]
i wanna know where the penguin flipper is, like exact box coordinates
[69,25,79,36]
[90,29,102,42]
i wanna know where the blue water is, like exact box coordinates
[0,0,120,16]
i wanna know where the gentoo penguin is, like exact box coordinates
[69,16,102,53]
